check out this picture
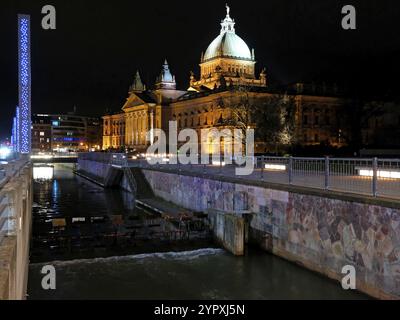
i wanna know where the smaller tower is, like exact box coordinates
[129,71,146,93]
[155,59,176,90]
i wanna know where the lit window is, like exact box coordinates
[40,132,45,136]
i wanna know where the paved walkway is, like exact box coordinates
[129,161,400,200]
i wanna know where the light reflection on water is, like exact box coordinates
[28,164,369,300]
[33,165,54,180]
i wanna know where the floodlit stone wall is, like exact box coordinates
[143,169,400,299]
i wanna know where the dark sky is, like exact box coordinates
[1,0,400,140]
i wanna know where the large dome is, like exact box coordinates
[204,32,252,61]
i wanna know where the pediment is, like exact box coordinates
[122,93,147,110]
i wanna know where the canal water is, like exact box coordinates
[28,164,367,300]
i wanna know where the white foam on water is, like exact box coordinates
[30,248,225,267]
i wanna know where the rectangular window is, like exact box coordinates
[40,132,45,136]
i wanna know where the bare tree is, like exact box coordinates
[221,84,297,153]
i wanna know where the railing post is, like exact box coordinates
[324,156,330,190]
[288,156,293,184]
[372,157,378,197]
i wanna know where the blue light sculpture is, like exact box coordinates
[15,106,20,152]
[18,14,31,154]
[12,116,17,152]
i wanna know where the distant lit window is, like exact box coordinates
[40,132,45,136]
[52,121,59,126]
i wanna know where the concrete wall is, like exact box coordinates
[77,159,131,191]
[142,169,400,299]
[208,210,245,256]
[77,159,110,183]
[0,163,32,300]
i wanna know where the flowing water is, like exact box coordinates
[28,164,368,300]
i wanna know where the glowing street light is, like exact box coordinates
[0,147,12,160]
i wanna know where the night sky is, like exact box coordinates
[1,0,400,140]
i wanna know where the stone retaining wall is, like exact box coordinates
[142,169,400,299]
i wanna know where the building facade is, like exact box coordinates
[32,113,102,153]
[102,5,351,154]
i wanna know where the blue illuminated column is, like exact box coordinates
[18,14,31,154]
[15,106,20,152]
[12,116,17,152]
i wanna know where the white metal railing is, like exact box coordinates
[78,153,400,200]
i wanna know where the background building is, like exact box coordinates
[102,6,351,154]
[32,113,102,153]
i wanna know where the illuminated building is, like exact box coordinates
[32,114,102,153]
[102,5,351,153]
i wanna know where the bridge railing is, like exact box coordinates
[0,158,30,245]
[125,155,400,200]
[78,153,400,200]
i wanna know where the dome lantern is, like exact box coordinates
[203,5,253,62]
[220,4,235,34]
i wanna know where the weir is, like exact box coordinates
[77,153,400,300]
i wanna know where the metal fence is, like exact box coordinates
[78,153,400,200]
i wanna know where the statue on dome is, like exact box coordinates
[226,4,230,17]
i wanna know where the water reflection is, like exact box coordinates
[28,164,369,300]
[33,165,54,180]
[31,164,212,263]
